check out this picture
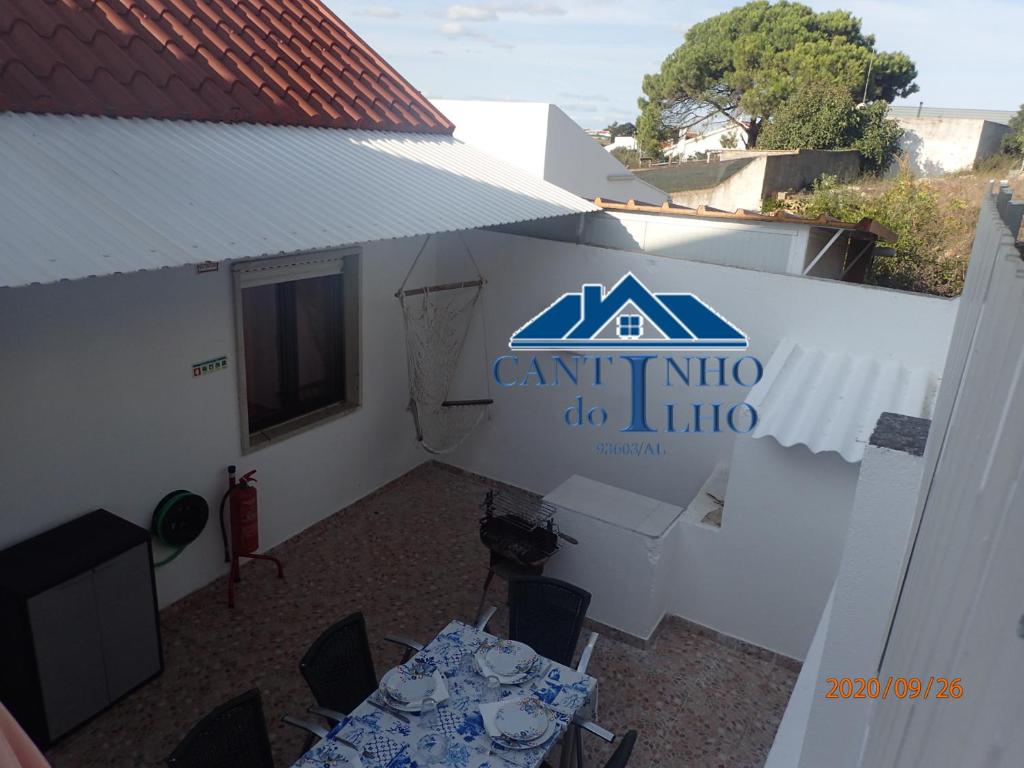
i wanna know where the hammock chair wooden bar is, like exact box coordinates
[397,279,485,298]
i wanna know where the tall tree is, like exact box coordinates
[606,121,637,138]
[637,1,918,154]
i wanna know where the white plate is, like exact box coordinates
[484,641,537,676]
[381,665,437,705]
[379,686,430,713]
[492,718,557,751]
[475,648,544,684]
[495,698,551,742]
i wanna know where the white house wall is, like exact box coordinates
[447,229,958,654]
[0,237,430,608]
[431,99,550,180]
[433,99,666,203]
[542,105,667,202]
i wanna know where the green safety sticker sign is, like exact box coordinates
[192,355,228,377]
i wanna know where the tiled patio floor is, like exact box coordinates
[44,462,797,768]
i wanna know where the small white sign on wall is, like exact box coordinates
[192,355,228,378]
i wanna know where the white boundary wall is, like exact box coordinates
[451,230,955,507]
[449,230,957,655]
[858,187,1024,767]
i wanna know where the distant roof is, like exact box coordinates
[0,0,452,132]
[887,106,1016,125]
[635,158,755,193]
[0,112,594,288]
[746,338,938,463]
[593,197,898,242]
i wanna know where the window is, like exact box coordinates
[233,250,360,449]
[617,314,643,338]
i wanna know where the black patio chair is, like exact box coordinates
[507,576,592,667]
[167,688,273,768]
[603,730,638,768]
[300,612,379,715]
[282,611,422,748]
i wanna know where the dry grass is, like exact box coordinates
[773,156,1022,296]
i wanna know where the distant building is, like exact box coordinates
[604,136,638,153]
[665,123,748,159]
[887,105,1012,176]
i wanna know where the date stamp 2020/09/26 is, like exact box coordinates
[825,676,964,700]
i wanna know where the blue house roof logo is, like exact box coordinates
[509,273,748,351]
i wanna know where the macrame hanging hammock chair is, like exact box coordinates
[396,234,493,454]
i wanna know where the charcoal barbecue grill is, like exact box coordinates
[475,489,577,622]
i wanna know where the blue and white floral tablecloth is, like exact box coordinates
[290,620,598,768]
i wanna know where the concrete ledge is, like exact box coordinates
[869,412,931,456]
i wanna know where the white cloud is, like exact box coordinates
[558,91,609,102]
[497,2,566,15]
[439,21,489,38]
[443,2,566,22]
[446,4,499,21]
[358,5,400,18]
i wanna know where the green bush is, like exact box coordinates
[759,84,862,151]
[1002,104,1024,156]
[852,102,904,175]
[758,83,903,174]
[610,146,642,169]
[797,173,969,296]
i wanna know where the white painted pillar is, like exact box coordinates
[798,412,930,768]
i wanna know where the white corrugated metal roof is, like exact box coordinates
[0,112,596,288]
[745,338,939,462]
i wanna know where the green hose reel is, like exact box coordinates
[151,490,209,567]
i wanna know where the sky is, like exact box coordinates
[325,0,1024,129]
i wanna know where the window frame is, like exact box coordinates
[232,248,361,453]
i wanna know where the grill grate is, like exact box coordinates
[481,489,557,530]
[478,490,575,568]
[474,488,578,623]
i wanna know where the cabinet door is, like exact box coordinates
[26,572,109,740]
[93,543,161,701]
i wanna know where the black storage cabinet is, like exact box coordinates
[0,509,163,748]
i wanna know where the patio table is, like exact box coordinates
[289,619,598,768]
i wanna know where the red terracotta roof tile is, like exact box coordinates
[0,0,453,132]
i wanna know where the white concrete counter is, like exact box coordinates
[543,475,683,642]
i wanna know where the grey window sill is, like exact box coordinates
[244,401,361,453]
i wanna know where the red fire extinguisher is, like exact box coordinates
[219,465,283,608]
